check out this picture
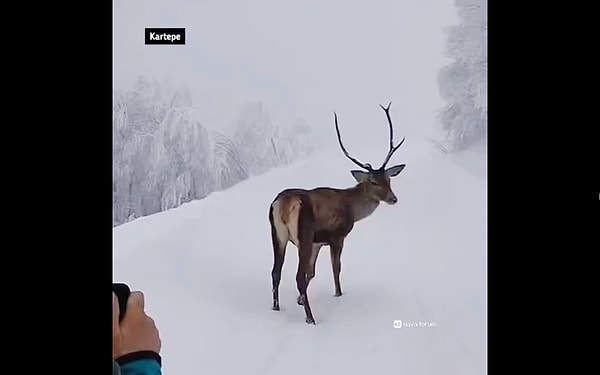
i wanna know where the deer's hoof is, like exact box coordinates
[305,317,316,325]
[334,292,343,297]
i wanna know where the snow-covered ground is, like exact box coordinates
[113,138,487,374]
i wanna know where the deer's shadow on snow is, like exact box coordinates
[206,269,387,325]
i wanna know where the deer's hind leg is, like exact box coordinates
[295,197,317,324]
[269,202,289,311]
[297,243,323,305]
[296,240,316,324]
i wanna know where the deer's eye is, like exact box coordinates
[369,180,378,185]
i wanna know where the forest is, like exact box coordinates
[113,76,318,226]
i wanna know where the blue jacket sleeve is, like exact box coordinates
[120,359,162,375]
[116,351,162,375]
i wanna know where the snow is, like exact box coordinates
[113,139,486,374]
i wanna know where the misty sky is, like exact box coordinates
[114,0,458,156]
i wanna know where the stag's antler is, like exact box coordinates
[378,102,405,169]
[334,112,372,170]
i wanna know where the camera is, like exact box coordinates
[112,282,131,322]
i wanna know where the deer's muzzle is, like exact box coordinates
[385,194,398,205]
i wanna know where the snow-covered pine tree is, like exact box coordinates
[212,131,249,191]
[437,0,487,152]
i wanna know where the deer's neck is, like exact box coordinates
[347,184,380,222]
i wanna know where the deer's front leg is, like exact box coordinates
[330,240,344,297]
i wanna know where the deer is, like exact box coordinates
[268,102,407,325]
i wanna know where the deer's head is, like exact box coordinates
[334,102,406,205]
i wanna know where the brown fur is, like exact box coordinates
[269,173,399,324]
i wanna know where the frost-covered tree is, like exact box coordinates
[211,131,248,190]
[437,0,487,151]
[233,102,319,175]
[273,119,319,165]
[113,77,215,225]
[153,89,214,211]
[233,102,280,175]
[113,92,135,221]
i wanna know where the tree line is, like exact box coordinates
[113,76,318,226]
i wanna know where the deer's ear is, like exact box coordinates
[385,164,406,177]
[351,170,371,183]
